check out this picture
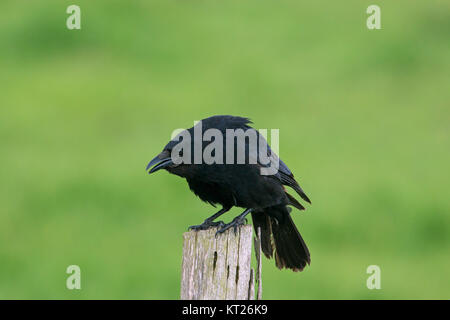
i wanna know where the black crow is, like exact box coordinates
[147,115,311,271]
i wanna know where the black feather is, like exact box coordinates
[148,115,312,272]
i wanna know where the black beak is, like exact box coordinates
[146,152,174,174]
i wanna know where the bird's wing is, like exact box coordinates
[278,171,311,204]
[257,133,311,204]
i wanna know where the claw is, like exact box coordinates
[189,220,225,231]
[215,216,246,236]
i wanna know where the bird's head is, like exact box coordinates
[146,137,193,177]
[146,148,175,174]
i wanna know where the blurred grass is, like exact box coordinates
[0,0,449,299]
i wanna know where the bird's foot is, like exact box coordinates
[215,217,248,237]
[188,220,225,231]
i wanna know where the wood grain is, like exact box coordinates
[180,224,262,300]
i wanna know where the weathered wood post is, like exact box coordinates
[180,225,262,300]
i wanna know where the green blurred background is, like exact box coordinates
[0,0,449,299]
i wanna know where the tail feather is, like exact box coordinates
[252,206,310,272]
[271,214,310,271]
[251,212,273,259]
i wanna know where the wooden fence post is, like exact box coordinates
[180,225,262,300]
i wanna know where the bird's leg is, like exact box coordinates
[215,208,252,236]
[188,207,230,231]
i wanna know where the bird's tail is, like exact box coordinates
[251,212,274,259]
[252,207,310,272]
